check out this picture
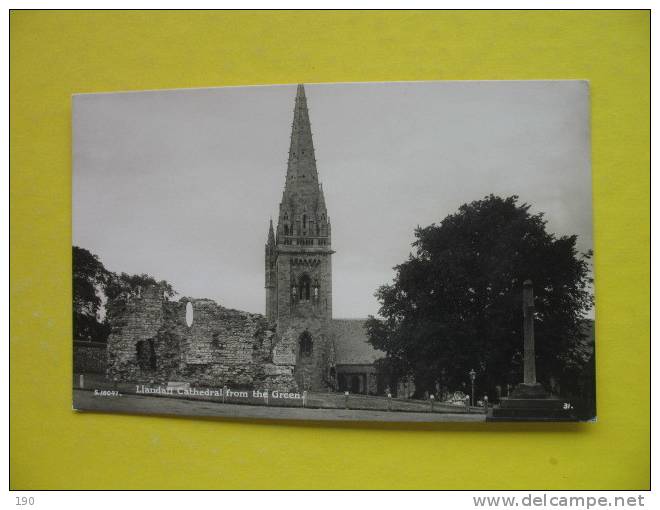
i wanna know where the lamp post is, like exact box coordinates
[440,367,447,400]
[469,369,476,407]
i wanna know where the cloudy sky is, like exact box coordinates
[73,81,592,318]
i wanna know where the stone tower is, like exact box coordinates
[265,84,334,391]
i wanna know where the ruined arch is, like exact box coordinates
[136,339,157,371]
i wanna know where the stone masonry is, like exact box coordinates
[73,341,107,374]
[106,285,298,390]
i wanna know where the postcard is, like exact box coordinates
[72,81,594,422]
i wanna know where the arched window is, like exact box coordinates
[299,331,313,357]
[299,274,311,301]
[302,214,307,230]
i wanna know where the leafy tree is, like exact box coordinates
[73,246,110,341]
[105,272,175,302]
[73,246,176,342]
[366,195,593,399]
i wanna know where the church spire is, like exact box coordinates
[276,84,330,243]
[285,84,319,191]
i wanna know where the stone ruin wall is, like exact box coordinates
[106,285,298,391]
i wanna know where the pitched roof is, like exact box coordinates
[331,319,385,365]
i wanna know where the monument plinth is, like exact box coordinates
[488,280,574,421]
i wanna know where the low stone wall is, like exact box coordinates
[73,341,107,374]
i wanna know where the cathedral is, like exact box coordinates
[265,84,383,393]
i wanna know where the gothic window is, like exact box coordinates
[283,224,289,235]
[299,331,313,357]
[302,214,307,230]
[299,274,311,301]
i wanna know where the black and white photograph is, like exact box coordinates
[72,80,595,423]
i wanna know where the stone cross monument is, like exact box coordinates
[488,279,571,420]
[522,279,536,385]
[511,279,545,398]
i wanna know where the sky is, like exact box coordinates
[73,81,592,318]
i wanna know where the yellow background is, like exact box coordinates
[10,10,650,489]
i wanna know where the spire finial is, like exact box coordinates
[267,218,275,245]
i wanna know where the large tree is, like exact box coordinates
[73,246,175,342]
[365,195,593,399]
[73,246,111,341]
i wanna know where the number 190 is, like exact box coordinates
[16,497,34,506]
